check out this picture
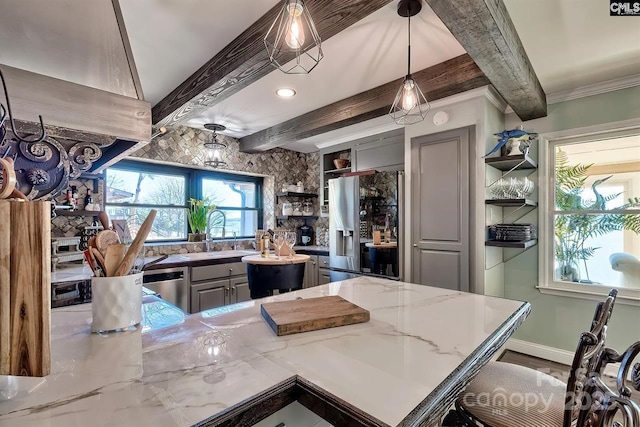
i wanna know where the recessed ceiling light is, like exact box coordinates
[276,88,296,98]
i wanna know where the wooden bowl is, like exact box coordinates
[333,159,349,169]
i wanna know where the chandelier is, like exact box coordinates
[203,124,227,169]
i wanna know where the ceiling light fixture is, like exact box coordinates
[389,0,430,125]
[264,0,323,74]
[276,88,296,98]
[203,124,228,168]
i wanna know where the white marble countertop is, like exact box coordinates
[0,277,529,427]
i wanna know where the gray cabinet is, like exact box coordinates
[191,279,227,313]
[190,261,249,313]
[318,268,331,285]
[303,255,318,288]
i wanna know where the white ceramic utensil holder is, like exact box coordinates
[91,273,143,333]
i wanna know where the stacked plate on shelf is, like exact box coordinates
[488,224,537,241]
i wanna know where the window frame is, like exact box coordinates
[538,120,640,306]
[105,160,263,243]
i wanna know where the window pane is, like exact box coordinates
[555,137,640,211]
[106,206,186,241]
[202,178,256,208]
[554,213,640,288]
[207,209,258,238]
[106,168,185,206]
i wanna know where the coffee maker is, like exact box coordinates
[298,224,313,246]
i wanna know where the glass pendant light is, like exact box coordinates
[389,0,430,125]
[264,0,323,74]
[203,124,227,168]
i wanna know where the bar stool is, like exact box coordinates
[447,290,626,427]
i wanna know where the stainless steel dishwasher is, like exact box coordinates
[142,266,189,313]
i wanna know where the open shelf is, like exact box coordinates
[54,209,99,216]
[276,215,318,221]
[324,167,351,175]
[485,239,538,249]
[276,191,318,199]
[485,153,537,171]
[486,199,537,207]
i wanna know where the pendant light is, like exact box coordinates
[264,0,323,74]
[203,124,227,168]
[389,0,430,125]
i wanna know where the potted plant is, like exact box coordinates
[554,149,640,283]
[187,198,214,242]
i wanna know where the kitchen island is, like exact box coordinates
[0,277,530,427]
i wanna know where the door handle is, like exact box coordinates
[225,287,229,296]
[231,286,236,295]
[413,243,418,248]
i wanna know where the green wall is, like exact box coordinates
[504,87,640,352]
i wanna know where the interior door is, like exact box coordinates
[411,128,470,292]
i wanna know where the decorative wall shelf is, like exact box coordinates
[485,153,537,171]
[54,209,99,216]
[486,199,537,208]
[485,239,538,249]
[276,191,318,199]
[276,215,318,221]
[324,167,352,175]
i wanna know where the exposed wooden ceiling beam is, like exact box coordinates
[152,0,394,128]
[239,54,488,153]
[424,0,547,121]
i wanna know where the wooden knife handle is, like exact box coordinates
[114,210,156,277]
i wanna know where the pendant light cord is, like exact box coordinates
[407,9,411,77]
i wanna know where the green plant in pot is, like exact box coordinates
[554,149,640,283]
[187,198,215,242]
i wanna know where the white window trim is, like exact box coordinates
[537,118,640,306]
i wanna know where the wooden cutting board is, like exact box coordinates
[260,296,370,336]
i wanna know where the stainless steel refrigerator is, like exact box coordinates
[329,171,403,282]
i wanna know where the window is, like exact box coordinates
[105,161,262,242]
[540,125,640,304]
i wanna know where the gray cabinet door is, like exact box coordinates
[190,279,228,313]
[411,128,470,292]
[318,268,331,285]
[230,275,251,303]
[303,256,318,288]
[354,137,404,172]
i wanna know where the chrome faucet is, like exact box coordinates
[206,209,226,252]
[232,231,237,251]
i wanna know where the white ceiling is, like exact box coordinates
[181,2,465,139]
[503,0,640,94]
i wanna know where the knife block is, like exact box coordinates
[0,200,51,377]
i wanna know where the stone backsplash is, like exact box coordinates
[50,126,327,252]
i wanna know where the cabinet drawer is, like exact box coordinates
[318,268,331,285]
[318,255,330,269]
[191,262,246,282]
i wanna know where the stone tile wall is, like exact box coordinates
[130,126,323,252]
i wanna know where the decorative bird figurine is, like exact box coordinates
[484,128,538,158]
[588,175,613,210]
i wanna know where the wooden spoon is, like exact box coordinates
[96,230,119,255]
[91,247,106,273]
[114,210,157,277]
[104,244,126,277]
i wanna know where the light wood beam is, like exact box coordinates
[424,0,547,121]
[151,0,394,127]
[239,54,488,153]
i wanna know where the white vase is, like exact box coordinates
[91,273,143,332]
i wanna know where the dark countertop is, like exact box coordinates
[293,245,329,256]
[144,250,259,270]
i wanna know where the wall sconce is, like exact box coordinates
[203,124,227,168]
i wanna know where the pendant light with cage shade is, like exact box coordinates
[203,124,227,168]
[389,0,430,125]
[264,0,323,74]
